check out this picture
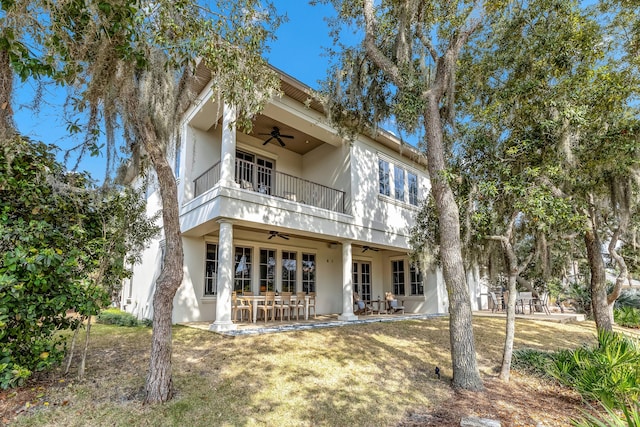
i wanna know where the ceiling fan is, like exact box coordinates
[362,246,380,253]
[260,126,294,147]
[268,231,290,240]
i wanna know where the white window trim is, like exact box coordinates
[203,240,218,299]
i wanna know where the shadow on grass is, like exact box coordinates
[8,317,598,427]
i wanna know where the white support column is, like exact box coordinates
[219,104,238,188]
[338,240,358,321]
[210,219,237,332]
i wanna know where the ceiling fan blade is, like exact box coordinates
[280,235,290,240]
[280,134,294,139]
[276,136,286,147]
[263,136,274,145]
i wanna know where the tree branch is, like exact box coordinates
[416,22,438,62]
[538,175,567,198]
[362,0,404,88]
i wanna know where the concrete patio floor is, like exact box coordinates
[180,309,585,336]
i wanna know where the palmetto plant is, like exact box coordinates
[615,288,640,310]
[572,402,640,427]
[549,330,640,411]
[614,306,640,328]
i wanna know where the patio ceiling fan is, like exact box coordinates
[268,231,290,240]
[260,126,294,147]
[362,246,380,253]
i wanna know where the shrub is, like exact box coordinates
[614,307,640,328]
[549,330,640,411]
[512,331,640,425]
[573,402,640,427]
[615,289,640,310]
[139,318,153,327]
[511,348,556,378]
[96,308,141,327]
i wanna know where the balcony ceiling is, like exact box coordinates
[247,114,325,155]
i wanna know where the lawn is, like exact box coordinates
[2,317,604,426]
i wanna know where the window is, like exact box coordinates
[410,264,423,295]
[259,249,275,292]
[408,172,418,206]
[205,243,218,296]
[379,156,419,206]
[392,260,405,295]
[281,251,297,293]
[234,246,252,293]
[174,144,182,179]
[394,165,405,202]
[302,253,316,293]
[378,159,390,196]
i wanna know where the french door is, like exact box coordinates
[235,150,273,195]
[353,262,372,302]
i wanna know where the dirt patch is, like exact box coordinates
[400,374,590,426]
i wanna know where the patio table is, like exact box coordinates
[242,294,311,323]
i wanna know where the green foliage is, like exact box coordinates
[614,307,640,328]
[514,332,640,425]
[96,308,141,327]
[572,402,640,427]
[511,348,556,378]
[615,288,640,310]
[549,330,640,412]
[0,136,155,388]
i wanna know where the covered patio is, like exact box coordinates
[180,312,444,336]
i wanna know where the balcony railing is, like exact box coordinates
[193,159,346,214]
[194,162,220,198]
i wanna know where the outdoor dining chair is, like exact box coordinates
[257,291,276,322]
[308,292,317,318]
[516,292,533,314]
[291,292,306,320]
[231,291,252,323]
[530,292,550,315]
[274,292,293,321]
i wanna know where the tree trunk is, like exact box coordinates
[65,323,80,375]
[143,123,184,404]
[78,315,92,379]
[424,97,483,391]
[607,225,628,324]
[498,239,519,382]
[584,216,611,331]
[0,47,15,138]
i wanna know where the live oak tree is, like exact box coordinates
[2,0,282,402]
[315,0,504,391]
[459,0,640,333]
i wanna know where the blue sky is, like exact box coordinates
[13,2,343,178]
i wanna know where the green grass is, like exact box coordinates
[8,317,602,427]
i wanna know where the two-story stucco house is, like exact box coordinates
[120,66,484,331]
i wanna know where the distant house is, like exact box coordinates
[120,66,484,330]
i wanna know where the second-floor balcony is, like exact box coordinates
[193,158,346,214]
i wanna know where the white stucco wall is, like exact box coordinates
[349,138,429,246]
